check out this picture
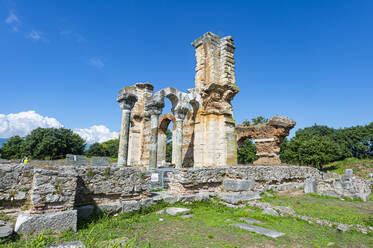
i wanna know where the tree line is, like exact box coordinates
[1,121,372,168]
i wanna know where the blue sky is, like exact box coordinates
[1,0,372,142]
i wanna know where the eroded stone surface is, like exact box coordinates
[262,208,279,217]
[230,223,285,238]
[239,217,264,224]
[47,241,85,248]
[15,210,77,234]
[166,207,191,216]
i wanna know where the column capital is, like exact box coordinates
[145,94,164,116]
[173,102,189,121]
[117,92,138,110]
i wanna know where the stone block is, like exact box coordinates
[177,194,196,202]
[304,178,318,194]
[77,205,95,219]
[262,208,279,217]
[166,207,191,216]
[239,217,263,224]
[140,198,154,207]
[222,178,255,192]
[0,220,13,238]
[230,223,285,238]
[98,203,122,215]
[195,192,211,201]
[218,192,261,204]
[47,241,85,248]
[15,210,77,234]
[122,200,140,213]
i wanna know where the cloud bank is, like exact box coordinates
[0,111,63,138]
[74,125,119,144]
[0,111,118,144]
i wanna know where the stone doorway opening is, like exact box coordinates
[237,137,257,164]
[158,113,176,167]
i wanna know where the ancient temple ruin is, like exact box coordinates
[116,32,296,168]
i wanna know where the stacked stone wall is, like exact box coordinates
[168,165,322,195]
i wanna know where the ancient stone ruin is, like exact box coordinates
[0,32,371,238]
[117,32,295,168]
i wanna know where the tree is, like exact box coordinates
[22,128,85,160]
[237,138,258,164]
[86,143,107,157]
[101,139,119,157]
[242,116,268,126]
[0,136,24,159]
[165,129,172,163]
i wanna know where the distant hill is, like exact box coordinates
[0,138,8,147]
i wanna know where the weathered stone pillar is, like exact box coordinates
[117,91,138,166]
[145,94,165,168]
[173,105,189,168]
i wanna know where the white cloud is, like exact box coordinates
[28,30,43,40]
[0,111,63,138]
[0,111,118,144]
[89,57,104,69]
[60,30,86,43]
[74,125,119,144]
[5,11,21,32]
[5,12,20,25]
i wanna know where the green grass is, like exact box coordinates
[2,196,373,248]
[260,192,373,226]
[323,157,373,178]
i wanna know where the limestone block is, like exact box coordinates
[122,200,140,213]
[222,178,255,192]
[218,192,261,204]
[304,178,318,194]
[262,208,279,217]
[230,223,285,238]
[166,207,191,216]
[0,220,13,238]
[98,203,122,215]
[47,241,85,248]
[15,210,77,234]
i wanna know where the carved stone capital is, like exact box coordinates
[145,94,165,116]
[173,103,189,121]
[200,83,239,115]
[117,92,138,110]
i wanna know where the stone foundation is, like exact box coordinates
[168,165,322,195]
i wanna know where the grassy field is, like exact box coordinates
[323,158,373,178]
[2,192,373,248]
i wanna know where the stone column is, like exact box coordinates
[145,94,165,168]
[173,106,189,168]
[117,91,138,166]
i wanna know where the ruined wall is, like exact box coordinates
[236,116,296,165]
[0,164,33,208]
[168,165,321,195]
[0,163,151,214]
[192,32,239,167]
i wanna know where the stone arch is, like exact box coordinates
[157,113,176,167]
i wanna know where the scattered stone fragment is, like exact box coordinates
[337,224,350,232]
[225,219,233,222]
[99,237,129,248]
[230,223,285,238]
[47,241,85,248]
[327,242,335,247]
[159,218,164,222]
[180,214,194,219]
[262,208,279,217]
[304,178,318,194]
[156,209,165,215]
[239,217,264,224]
[140,198,154,207]
[264,192,274,197]
[0,221,13,238]
[166,207,191,216]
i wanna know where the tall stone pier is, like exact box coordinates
[192,32,239,167]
